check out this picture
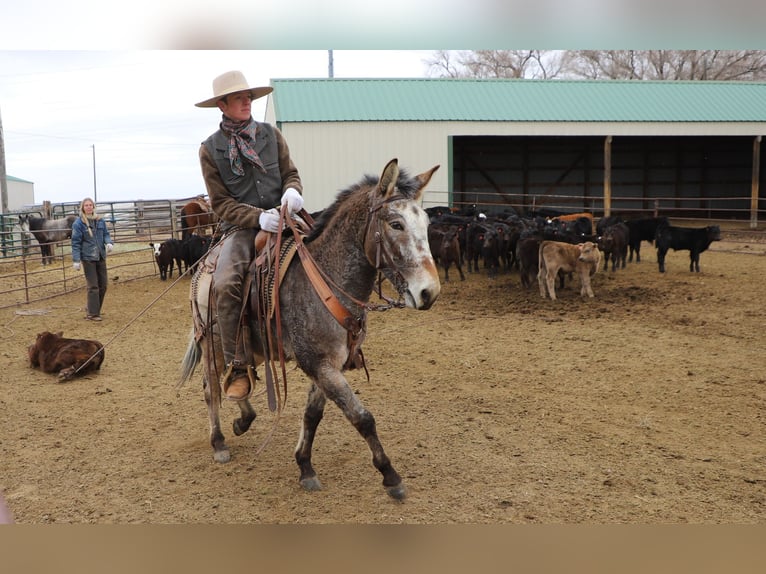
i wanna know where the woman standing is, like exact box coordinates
[71,197,113,321]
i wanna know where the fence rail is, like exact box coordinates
[0,197,206,309]
[422,189,766,226]
[2,189,764,309]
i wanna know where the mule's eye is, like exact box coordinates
[390,221,404,231]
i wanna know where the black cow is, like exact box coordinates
[517,236,542,289]
[182,235,212,272]
[655,223,721,273]
[598,222,630,272]
[626,217,669,263]
[596,215,624,237]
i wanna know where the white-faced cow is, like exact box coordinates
[150,238,185,280]
[538,240,601,300]
[28,331,104,381]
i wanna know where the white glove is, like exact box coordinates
[259,208,281,233]
[106,243,114,253]
[73,262,81,271]
[281,187,304,214]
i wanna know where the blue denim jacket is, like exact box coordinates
[71,217,112,262]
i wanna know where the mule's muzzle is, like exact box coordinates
[407,284,440,310]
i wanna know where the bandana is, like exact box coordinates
[220,116,267,176]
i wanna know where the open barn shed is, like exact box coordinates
[265,78,765,227]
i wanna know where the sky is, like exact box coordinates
[2,1,764,208]
[0,50,435,206]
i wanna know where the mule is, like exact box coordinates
[178,159,441,500]
[180,196,217,240]
[18,214,78,265]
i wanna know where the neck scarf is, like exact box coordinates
[220,115,266,176]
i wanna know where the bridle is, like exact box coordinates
[363,191,413,308]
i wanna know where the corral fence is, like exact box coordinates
[422,187,766,241]
[0,196,206,310]
[2,190,765,310]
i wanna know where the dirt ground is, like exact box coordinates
[1,235,765,524]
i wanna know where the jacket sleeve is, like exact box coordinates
[102,220,112,246]
[200,144,263,228]
[70,221,83,263]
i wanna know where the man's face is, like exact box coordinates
[218,91,252,121]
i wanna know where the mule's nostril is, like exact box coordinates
[420,288,439,310]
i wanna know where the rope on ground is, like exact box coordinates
[71,268,194,376]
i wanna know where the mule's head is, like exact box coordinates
[18,214,30,234]
[367,159,441,310]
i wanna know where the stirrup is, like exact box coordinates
[221,363,256,401]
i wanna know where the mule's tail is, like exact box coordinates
[177,328,201,388]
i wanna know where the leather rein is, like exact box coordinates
[266,194,411,387]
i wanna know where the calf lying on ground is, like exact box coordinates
[538,240,601,300]
[655,223,721,273]
[28,331,104,381]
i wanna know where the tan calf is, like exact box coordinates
[538,240,601,300]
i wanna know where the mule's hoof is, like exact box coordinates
[232,414,255,436]
[213,448,231,464]
[300,476,323,492]
[386,484,407,501]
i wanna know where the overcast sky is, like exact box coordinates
[1,50,434,206]
[2,0,764,208]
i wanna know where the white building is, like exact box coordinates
[2,174,35,213]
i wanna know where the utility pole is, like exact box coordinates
[328,50,334,78]
[91,144,97,203]
[0,106,8,213]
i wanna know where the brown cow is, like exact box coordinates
[551,212,594,234]
[28,331,104,381]
[538,240,601,300]
[437,225,465,283]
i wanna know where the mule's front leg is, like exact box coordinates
[323,371,405,500]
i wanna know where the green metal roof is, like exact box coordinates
[4,175,33,184]
[270,78,766,123]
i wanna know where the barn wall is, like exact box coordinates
[3,179,35,213]
[277,121,449,212]
[276,118,765,219]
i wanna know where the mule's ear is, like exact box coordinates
[413,165,440,201]
[379,158,400,199]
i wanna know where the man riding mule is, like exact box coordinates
[196,70,305,402]
[179,158,441,499]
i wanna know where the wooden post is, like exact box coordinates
[603,135,612,217]
[751,135,761,230]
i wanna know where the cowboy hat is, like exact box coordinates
[195,70,273,108]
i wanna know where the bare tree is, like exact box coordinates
[428,50,766,81]
[426,50,566,79]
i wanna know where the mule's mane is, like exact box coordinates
[305,168,419,243]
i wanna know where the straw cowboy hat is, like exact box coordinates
[195,70,273,108]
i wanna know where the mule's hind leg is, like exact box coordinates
[202,374,230,463]
[295,383,326,492]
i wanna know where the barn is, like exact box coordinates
[265,78,766,227]
[1,174,35,213]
